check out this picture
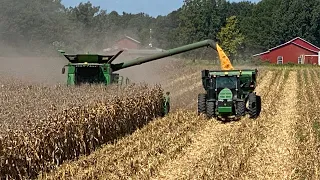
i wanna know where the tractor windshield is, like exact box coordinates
[216,76,237,89]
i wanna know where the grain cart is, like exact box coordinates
[198,69,261,119]
[59,39,228,116]
[197,44,261,120]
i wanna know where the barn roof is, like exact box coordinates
[253,37,320,57]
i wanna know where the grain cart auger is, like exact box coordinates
[197,44,262,120]
[59,39,224,116]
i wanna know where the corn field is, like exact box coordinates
[0,77,165,179]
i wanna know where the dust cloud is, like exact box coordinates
[0,24,68,85]
[112,50,179,85]
[0,16,176,87]
[0,41,68,85]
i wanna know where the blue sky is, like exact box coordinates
[61,0,261,17]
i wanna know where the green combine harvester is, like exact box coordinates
[198,69,261,120]
[59,39,228,116]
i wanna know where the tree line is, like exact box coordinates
[0,0,319,59]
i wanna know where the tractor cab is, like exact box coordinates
[215,75,239,100]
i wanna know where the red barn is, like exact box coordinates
[253,37,320,65]
[112,35,141,50]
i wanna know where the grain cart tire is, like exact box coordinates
[206,101,215,119]
[248,93,259,119]
[236,101,246,117]
[256,95,261,116]
[198,93,207,115]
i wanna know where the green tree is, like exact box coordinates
[271,0,320,46]
[175,0,228,59]
[217,16,244,58]
[151,10,181,48]
[238,0,281,52]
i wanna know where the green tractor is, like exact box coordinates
[198,69,261,120]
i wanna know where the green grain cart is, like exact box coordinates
[198,69,261,120]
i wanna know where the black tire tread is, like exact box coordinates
[198,93,206,115]
[248,93,260,119]
[206,101,215,118]
[236,101,246,117]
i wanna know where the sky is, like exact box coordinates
[61,0,261,17]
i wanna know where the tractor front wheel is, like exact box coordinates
[198,93,207,115]
[236,101,246,117]
[206,101,215,119]
[248,93,261,119]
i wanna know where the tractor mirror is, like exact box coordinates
[62,67,65,74]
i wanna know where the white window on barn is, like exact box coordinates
[277,56,283,64]
[298,56,303,64]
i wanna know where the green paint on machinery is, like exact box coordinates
[60,50,129,86]
[59,39,220,116]
[198,69,262,120]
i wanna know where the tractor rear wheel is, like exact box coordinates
[198,93,207,115]
[248,93,260,119]
[206,101,215,118]
[256,95,262,116]
[236,101,246,117]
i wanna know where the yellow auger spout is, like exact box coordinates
[216,44,234,70]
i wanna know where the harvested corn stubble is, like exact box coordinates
[0,79,166,179]
[38,111,208,180]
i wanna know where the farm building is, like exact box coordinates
[253,37,320,65]
[112,35,141,50]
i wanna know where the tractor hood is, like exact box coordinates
[217,88,233,114]
[218,88,233,100]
